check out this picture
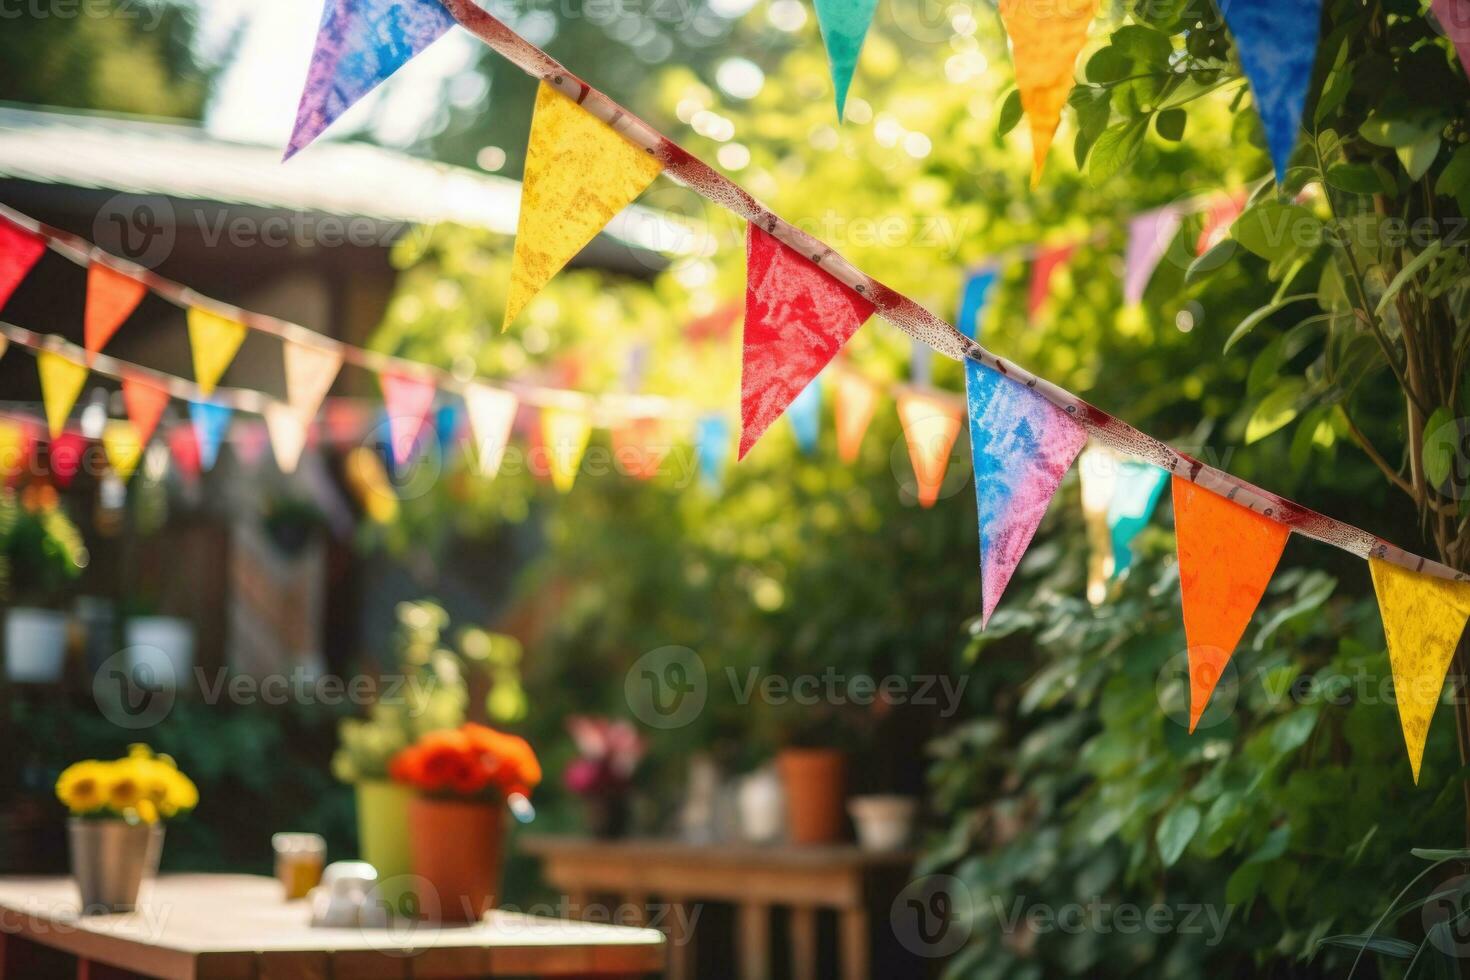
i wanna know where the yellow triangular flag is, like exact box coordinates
[264,401,308,474]
[503,82,664,330]
[998,0,1098,185]
[36,349,89,438]
[541,405,592,494]
[101,419,143,483]
[186,307,248,396]
[1370,558,1470,783]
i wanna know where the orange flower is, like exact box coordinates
[389,724,541,800]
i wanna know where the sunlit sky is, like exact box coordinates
[200,0,480,149]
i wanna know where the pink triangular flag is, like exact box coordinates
[1434,0,1470,78]
[283,339,342,424]
[1123,207,1182,305]
[378,370,437,466]
[740,225,875,460]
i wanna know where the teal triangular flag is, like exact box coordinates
[813,0,879,119]
[190,400,233,472]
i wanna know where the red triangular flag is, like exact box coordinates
[1027,242,1076,319]
[1173,476,1290,731]
[49,432,89,489]
[0,222,45,311]
[378,370,437,466]
[85,263,148,364]
[121,376,171,447]
[168,424,201,481]
[740,226,874,459]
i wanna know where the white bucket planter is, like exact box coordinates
[4,607,68,683]
[737,766,785,843]
[124,617,195,689]
[848,795,917,853]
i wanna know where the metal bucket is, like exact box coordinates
[68,818,164,914]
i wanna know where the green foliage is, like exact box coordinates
[0,490,88,605]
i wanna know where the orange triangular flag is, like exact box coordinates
[1173,477,1290,731]
[121,376,170,446]
[998,0,1098,184]
[896,389,964,508]
[834,369,880,465]
[84,263,147,364]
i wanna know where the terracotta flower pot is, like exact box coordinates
[407,796,505,923]
[776,748,848,844]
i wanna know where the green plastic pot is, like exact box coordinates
[355,780,413,911]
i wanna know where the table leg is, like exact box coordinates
[77,960,146,980]
[839,906,869,980]
[625,892,648,928]
[737,902,769,980]
[567,887,591,921]
[789,906,818,980]
[662,897,696,980]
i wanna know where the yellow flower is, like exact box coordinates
[105,762,143,811]
[56,761,108,814]
[134,799,159,824]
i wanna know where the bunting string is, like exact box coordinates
[431,0,1463,585]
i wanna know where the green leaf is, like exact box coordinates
[1316,935,1418,958]
[1397,132,1441,181]
[1231,202,1322,262]
[1111,24,1173,65]
[1424,407,1457,489]
[1085,46,1130,84]
[1359,113,1443,149]
[1245,378,1308,444]
[1324,163,1384,195]
[1412,848,1470,861]
[1374,241,1442,316]
[1087,121,1144,186]
[1155,108,1186,141]
[1156,803,1201,868]
[1435,144,1470,198]
[1223,294,1319,352]
[997,89,1023,137]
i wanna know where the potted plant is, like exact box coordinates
[1,487,87,683]
[389,723,540,923]
[55,745,198,913]
[769,701,850,845]
[562,716,645,838]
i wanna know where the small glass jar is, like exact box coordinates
[272,832,326,900]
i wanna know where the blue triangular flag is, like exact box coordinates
[1220,0,1324,181]
[788,377,823,455]
[695,413,730,489]
[189,400,233,472]
[956,266,998,341]
[1106,461,1168,576]
[965,360,1087,626]
[285,0,457,159]
[813,0,879,119]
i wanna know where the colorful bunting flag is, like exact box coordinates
[956,266,998,341]
[696,413,731,489]
[168,423,201,481]
[286,0,457,159]
[1123,207,1182,305]
[1370,558,1470,782]
[236,421,271,469]
[834,369,881,464]
[186,308,247,397]
[1219,0,1324,181]
[612,416,670,480]
[101,420,143,483]
[1197,192,1246,255]
[1433,0,1470,79]
[0,221,45,311]
[464,384,518,479]
[540,405,592,493]
[283,339,342,424]
[37,350,89,438]
[378,370,437,467]
[998,0,1099,183]
[1028,242,1075,319]
[264,401,309,474]
[740,225,875,459]
[1172,477,1290,732]
[965,360,1087,626]
[190,400,233,472]
[84,263,147,364]
[685,302,741,343]
[503,82,664,330]
[121,376,171,447]
[788,378,823,455]
[0,335,8,362]
[49,431,87,489]
[897,389,964,508]
[1107,460,1168,576]
[813,0,878,119]
[0,421,29,477]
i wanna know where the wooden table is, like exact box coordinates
[0,874,665,979]
[520,836,915,980]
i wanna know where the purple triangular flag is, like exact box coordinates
[285,0,456,160]
[965,360,1087,626]
[1220,0,1324,182]
[1123,206,1181,305]
[1433,0,1470,80]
